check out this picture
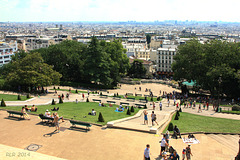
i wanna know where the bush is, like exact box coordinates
[114,93,116,97]
[53,86,56,89]
[151,97,153,101]
[144,104,147,109]
[174,113,179,120]
[86,98,89,102]
[100,92,102,96]
[179,108,182,112]
[126,108,131,115]
[51,99,56,105]
[59,97,63,103]
[177,111,180,116]
[17,95,21,100]
[75,89,78,93]
[58,87,60,89]
[117,93,119,96]
[130,106,134,112]
[1,99,6,107]
[168,122,173,131]
[26,93,30,99]
[157,97,160,101]
[98,112,104,122]
[232,105,240,111]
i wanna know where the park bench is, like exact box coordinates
[7,111,24,119]
[135,104,146,108]
[127,98,135,102]
[113,97,121,100]
[39,114,54,122]
[126,93,133,96]
[69,120,92,131]
[92,99,101,103]
[120,102,129,106]
[135,94,142,97]
[100,95,108,98]
[107,101,116,104]
[139,99,148,103]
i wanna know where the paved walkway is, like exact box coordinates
[0,110,238,160]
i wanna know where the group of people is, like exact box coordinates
[144,132,193,160]
[44,109,65,132]
[143,110,159,126]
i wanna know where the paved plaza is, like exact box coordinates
[0,83,239,160]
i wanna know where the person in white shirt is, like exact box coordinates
[44,109,52,117]
[160,134,169,156]
[159,102,162,111]
[144,144,150,160]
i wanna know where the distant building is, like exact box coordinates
[122,38,147,57]
[135,49,150,60]
[0,42,17,66]
[25,38,55,51]
[129,57,153,74]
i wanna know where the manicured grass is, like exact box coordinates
[221,110,240,114]
[0,94,31,101]
[113,95,161,102]
[132,78,141,81]
[164,112,240,133]
[0,102,140,125]
[50,89,91,94]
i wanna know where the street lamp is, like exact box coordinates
[217,77,222,112]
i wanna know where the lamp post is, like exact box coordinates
[217,77,222,112]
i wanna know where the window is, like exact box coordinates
[4,56,9,59]
[162,60,164,63]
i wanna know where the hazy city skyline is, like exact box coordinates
[0,0,240,22]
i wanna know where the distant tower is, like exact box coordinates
[60,24,63,30]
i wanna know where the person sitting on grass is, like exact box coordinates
[24,105,31,112]
[109,103,113,107]
[173,125,182,139]
[88,109,96,116]
[99,102,101,106]
[31,105,37,112]
[21,107,30,120]
[101,103,105,107]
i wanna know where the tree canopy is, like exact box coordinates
[172,39,240,98]
[128,59,146,78]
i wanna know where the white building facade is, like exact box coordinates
[0,42,17,66]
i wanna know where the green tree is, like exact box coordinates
[128,59,146,78]
[5,52,62,90]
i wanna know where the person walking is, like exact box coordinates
[144,110,148,125]
[151,111,158,126]
[167,100,170,107]
[144,144,150,160]
[198,103,202,113]
[153,102,155,110]
[53,112,60,133]
[186,145,193,160]
[160,134,169,156]
[159,102,162,111]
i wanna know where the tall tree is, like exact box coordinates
[128,59,146,78]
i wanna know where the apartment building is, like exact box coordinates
[0,42,17,66]
[25,38,55,51]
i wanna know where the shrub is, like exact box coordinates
[177,111,180,116]
[157,97,160,101]
[53,86,56,89]
[174,113,179,120]
[151,97,153,101]
[58,87,60,89]
[232,105,240,111]
[130,106,134,112]
[168,122,173,131]
[86,98,89,102]
[98,112,104,122]
[75,89,78,93]
[17,95,21,100]
[117,93,119,96]
[59,97,63,103]
[1,99,6,107]
[114,93,116,97]
[126,108,131,115]
[144,104,147,109]
[26,93,30,99]
[179,108,182,112]
[51,99,56,105]
[100,92,102,96]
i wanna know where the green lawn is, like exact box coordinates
[113,95,161,102]
[0,94,31,101]
[221,110,240,114]
[49,89,92,94]
[164,112,240,133]
[0,102,140,125]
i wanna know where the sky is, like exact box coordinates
[0,0,240,22]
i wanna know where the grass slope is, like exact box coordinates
[164,112,240,133]
[0,94,31,101]
[0,102,140,125]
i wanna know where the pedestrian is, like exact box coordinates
[176,102,179,109]
[174,98,176,106]
[186,145,193,160]
[62,93,64,100]
[168,100,170,107]
[82,93,85,99]
[198,103,202,112]
[170,151,180,160]
[182,148,186,160]
[151,111,158,126]
[160,134,169,156]
[153,102,155,110]
[159,102,162,111]
[53,112,60,133]
[144,144,150,160]
[144,110,148,125]
[165,130,170,151]
[206,102,209,110]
